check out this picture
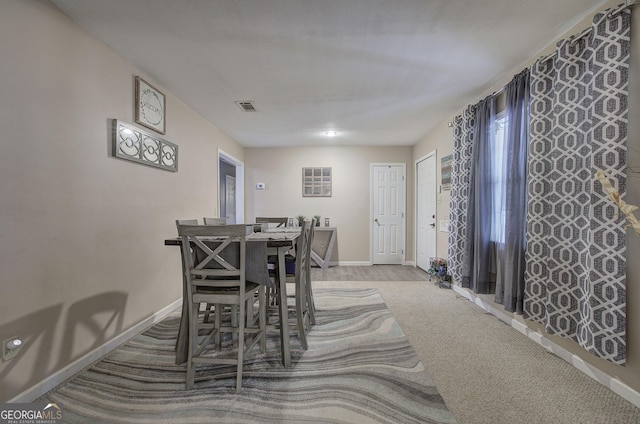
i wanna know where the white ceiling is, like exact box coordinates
[50,0,607,147]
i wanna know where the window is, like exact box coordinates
[302,167,332,197]
[490,115,507,244]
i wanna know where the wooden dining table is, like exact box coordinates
[165,230,299,367]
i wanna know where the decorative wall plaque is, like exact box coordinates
[135,76,165,134]
[113,120,178,172]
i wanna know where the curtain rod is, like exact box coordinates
[539,0,639,63]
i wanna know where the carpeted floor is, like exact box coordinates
[37,288,456,424]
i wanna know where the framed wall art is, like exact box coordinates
[113,120,178,172]
[303,167,332,197]
[441,154,452,191]
[135,76,166,134]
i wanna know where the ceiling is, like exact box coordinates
[50,0,607,148]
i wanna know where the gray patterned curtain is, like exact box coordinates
[524,8,630,364]
[448,105,476,284]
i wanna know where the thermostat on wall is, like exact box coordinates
[256,182,265,190]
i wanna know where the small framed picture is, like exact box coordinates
[135,76,165,134]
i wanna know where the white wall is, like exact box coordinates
[0,0,243,401]
[244,146,414,263]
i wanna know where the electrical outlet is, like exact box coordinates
[3,337,21,362]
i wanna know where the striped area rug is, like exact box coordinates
[38,288,456,423]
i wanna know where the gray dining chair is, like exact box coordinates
[280,219,314,349]
[304,219,317,325]
[177,219,221,328]
[177,223,266,393]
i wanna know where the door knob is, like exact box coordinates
[374,218,380,225]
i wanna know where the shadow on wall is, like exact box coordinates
[1,291,128,402]
[55,291,128,369]
[0,304,64,402]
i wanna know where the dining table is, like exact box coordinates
[264,226,336,273]
[165,230,299,367]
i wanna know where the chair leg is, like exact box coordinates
[214,303,222,351]
[306,280,316,326]
[231,305,238,347]
[236,299,246,393]
[259,287,267,353]
[296,279,308,350]
[186,300,197,389]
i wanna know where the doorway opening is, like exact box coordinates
[218,150,244,224]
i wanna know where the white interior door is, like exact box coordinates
[225,175,236,224]
[371,164,405,264]
[416,153,437,271]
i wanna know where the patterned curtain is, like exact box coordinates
[524,9,630,364]
[448,105,476,284]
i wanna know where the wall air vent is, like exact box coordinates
[235,101,257,112]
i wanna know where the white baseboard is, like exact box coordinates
[337,261,371,266]
[10,298,182,403]
[330,261,419,267]
[451,285,640,408]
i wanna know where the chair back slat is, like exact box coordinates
[177,224,249,281]
[203,217,226,225]
[256,217,288,227]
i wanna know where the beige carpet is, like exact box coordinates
[315,279,640,424]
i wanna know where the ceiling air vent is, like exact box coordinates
[235,101,257,112]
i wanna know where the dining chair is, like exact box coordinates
[203,217,226,225]
[255,217,288,227]
[174,219,199,353]
[177,219,222,328]
[280,219,313,349]
[177,223,266,392]
[304,219,317,325]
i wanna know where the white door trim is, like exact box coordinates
[415,151,437,271]
[218,149,244,224]
[370,163,406,264]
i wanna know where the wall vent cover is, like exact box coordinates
[235,101,257,112]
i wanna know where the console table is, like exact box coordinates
[311,227,337,273]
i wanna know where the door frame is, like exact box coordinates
[415,151,437,271]
[370,163,406,265]
[218,149,244,224]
